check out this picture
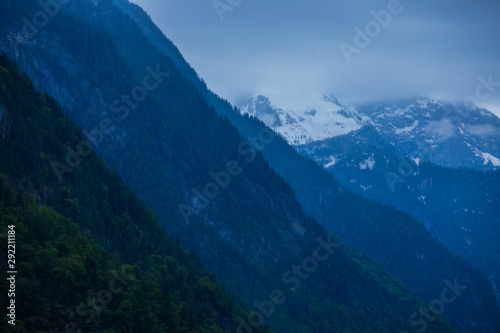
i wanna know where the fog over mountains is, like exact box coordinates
[131,0,500,117]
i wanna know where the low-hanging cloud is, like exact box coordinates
[131,0,500,116]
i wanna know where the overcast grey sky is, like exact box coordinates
[130,0,500,116]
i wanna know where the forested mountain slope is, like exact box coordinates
[108,1,500,332]
[0,53,268,333]
[296,125,500,303]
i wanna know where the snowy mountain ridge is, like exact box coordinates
[239,94,366,145]
[356,98,500,169]
[239,95,500,170]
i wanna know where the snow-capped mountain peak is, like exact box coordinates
[239,94,365,145]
